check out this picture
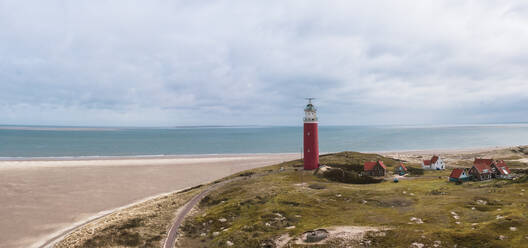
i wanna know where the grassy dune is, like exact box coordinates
[177,153,528,248]
[55,186,203,248]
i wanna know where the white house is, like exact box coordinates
[422,155,445,170]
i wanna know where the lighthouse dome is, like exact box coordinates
[305,103,317,112]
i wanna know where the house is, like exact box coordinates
[492,160,512,179]
[469,158,493,181]
[422,155,445,170]
[394,162,408,175]
[363,160,386,177]
[449,168,470,182]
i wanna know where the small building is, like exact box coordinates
[492,160,512,179]
[363,160,386,177]
[449,168,470,182]
[422,155,445,170]
[469,158,493,181]
[394,162,408,175]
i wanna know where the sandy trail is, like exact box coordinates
[0,153,298,248]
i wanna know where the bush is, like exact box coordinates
[511,175,528,184]
[326,163,364,173]
[308,184,326,190]
[238,172,255,177]
[407,166,424,175]
[319,151,401,169]
[511,168,528,175]
[323,168,383,184]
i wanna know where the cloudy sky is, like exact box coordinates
[1,0,527,126]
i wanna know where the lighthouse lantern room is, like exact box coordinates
[303,98,319,170]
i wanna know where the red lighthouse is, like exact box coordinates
[303,98,319,170]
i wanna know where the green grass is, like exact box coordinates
[178,152,528,248]
[319,151,404,170]
[56,186,202,248]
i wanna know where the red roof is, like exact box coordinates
[364,160,386,171]
[423,160,431,165]
[474,158,494,166]
[472,158,495,174]
[495,160,511,174]
[473,163,492,174]
[449,168,465,178]
[399,162,407,171]
[431,155,439,164]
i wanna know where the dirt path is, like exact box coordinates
[163,179,238,248]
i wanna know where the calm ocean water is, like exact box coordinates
[1,125,527,158]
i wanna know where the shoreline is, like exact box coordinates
[0,152,300,162]
[0,153,300,170]
[1,144,523,162]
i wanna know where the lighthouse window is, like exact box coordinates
[307,132,310,136]
[307,148,310,152]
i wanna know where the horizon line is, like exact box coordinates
[1,122,528,130]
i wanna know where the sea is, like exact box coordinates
[1,124,528,158]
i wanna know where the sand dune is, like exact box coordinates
[0,154,298,248]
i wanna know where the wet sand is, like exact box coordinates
[0,154,298,248]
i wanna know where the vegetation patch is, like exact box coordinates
[238,171,255,177]
[322,168,383,184]
[308,183,326,190]
[55,188,200,248]
[511,169,528,175]
[407,166,424,175]
[320,151,402,169]
[466,196,503,211]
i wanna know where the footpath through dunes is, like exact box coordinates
[0,153,298,248]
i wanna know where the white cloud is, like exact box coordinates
[0,0,527,126]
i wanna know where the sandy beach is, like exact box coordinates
[0,153,298,248]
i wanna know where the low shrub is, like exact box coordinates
[326,163,364,173]
[511,168,528,175]
[238,172,255,177]
[323,168,383,184]
[407,166,424,175]
[308,184,326,190]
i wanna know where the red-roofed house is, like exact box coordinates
[394,162,408,175]
[422,155,445,170]
[492,160,512,179]
[363,160,386,177]
[469,158,493,180]
[449,168,470,182]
